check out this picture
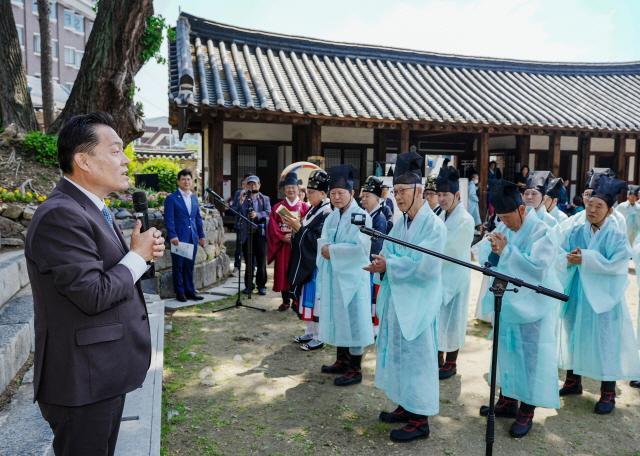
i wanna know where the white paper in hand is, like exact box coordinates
[170,241,195,259]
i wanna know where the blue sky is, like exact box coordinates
[136,0,640,118]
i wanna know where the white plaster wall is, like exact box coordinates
[223,121,292,141]
[561,137,578,151]
[531,135,549,150]
[627,139,636,152]
[590,138,614,152]
[322,126,374,144]
[223,144,231,175]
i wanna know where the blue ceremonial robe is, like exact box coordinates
[558,217,640,381]
[316,200,374,348]
[535,205,558,228]
[478,208,561,409]
[375,203,446,416]
[468,181,481,226]
[437,203,475,352]
[549,206,568,224]
[616,201,640,246]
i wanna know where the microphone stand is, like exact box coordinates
[206,192,266,313]
[357,225,568,456]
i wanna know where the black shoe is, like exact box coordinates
[379,406,411,423]
[334,369,362,386]
[242,288,253,295]
[479,397,518,418]
[258,288,267,295]
[300,341,324,351]
[594,391,616,414]
[439,361,457,380]
[321,360,350,374]
[509,412,533,438]
[186,294,204,301]
[176,295,187,302]
[630,380,640,388]
[277,302,290,311]
[389,418,430,442]
[559,379,583,396]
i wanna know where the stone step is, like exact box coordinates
[0,367,53,456]
[0,250,29,310]
[0,289,34,397]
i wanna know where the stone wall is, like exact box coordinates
[0,203,230,298]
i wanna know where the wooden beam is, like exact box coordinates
[550,133,561,176]
[478,131,490,219]
[577,135,591,191]
[208,116,224,195]
[400,125,410,152]
[516,135,530,171]
[614,135,627,181]
[635,139,640,185]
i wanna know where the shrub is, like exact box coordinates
[22,131,58,167]
[137,158,180,192]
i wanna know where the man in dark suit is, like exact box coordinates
[238,175,270,294]
[164,169,206,302]
[25,112,165,456]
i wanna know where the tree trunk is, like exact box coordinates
[0,0,38,132]
[37,0,54,129]
[48,0,154,144]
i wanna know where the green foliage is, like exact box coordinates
[167,26,176,44]
[141,15,169,65]
[0,187,47,204]
[124,143,137,176]
[22,131,58,167]
[138,158,181,192]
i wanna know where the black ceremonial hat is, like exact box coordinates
[435,166,460,194]
[592,176,627,208]
[328,165,355,191]
[526,170,552,193]
[307,169,329,192]
[393,151,424,185]
[491,180,523,214]
[361,176,383,197]
[586,168,616,190]
[282,172,300,187]
[545,177,563,199]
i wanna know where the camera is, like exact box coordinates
[351,213,366,226]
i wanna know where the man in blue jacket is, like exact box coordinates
[164,169,206,302]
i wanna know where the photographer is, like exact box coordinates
[239,175,270,295]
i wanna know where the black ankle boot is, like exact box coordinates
[560,371,583,396]
[480,394,518,418]
[594,382,616,414]
[321,347,350,374]
[390,415,430,442]
[509,403,535,438]
[335,354,362,386]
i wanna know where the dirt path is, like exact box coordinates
[161,269,640,456]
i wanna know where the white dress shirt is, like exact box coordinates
[64,176,149,283]
[179,188,192,215]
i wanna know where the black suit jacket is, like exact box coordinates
[25,178,151,406]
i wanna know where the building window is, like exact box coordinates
[52,39,58,59]
[33,33,41,55]
[31,0,37,13]
[73,14,84,33]
[64,46,75,66]
[63,8,73,28]
[11,0,25,7]
[75,50,84,69]
[16,25,25,48]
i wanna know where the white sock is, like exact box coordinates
[304,320,314,337]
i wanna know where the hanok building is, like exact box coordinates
[169,12,640,213]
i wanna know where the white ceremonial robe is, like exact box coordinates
[317,200,374,348]
[437,203,475,352]
[375,203,446,416]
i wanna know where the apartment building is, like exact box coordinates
[11,0,96,108]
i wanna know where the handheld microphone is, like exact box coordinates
[132,191,155,278]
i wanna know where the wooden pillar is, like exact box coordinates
[400,125,410,153]
[478,131,490,219]
[207,116,224,195]
[292,125,306,162]
[516,135,530,171]
[635,139,640,185]
[550,133,561,176]
[310,123,322,157]
[374,129,386,165]
[614,135,627,181]
[577,135,591,191]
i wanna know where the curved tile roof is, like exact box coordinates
[169,13,640,133]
